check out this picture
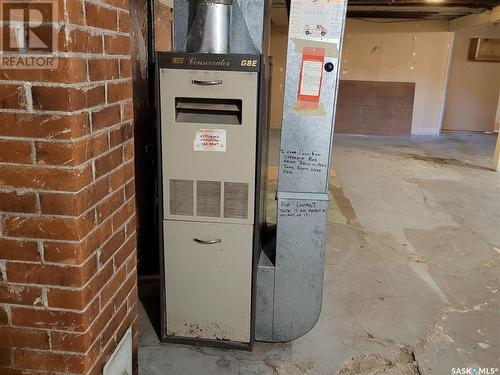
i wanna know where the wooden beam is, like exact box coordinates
[449,5,500,30]
[494,132,500,171]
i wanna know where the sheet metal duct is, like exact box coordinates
[186,0,233,53]
[255,0,348,342]
[174,0,268,54]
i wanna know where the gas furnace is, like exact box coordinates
[157,0,348,350]
[157,52,268,349]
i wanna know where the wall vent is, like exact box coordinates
[170,179,194,216]
[197,180,221,218]
[224,182,249,219]
[103,327,132,375]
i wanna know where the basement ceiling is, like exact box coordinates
[271,0,498,24]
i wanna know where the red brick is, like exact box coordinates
[58,27,102,53]
[97,189,124,224]
[36,133,109,166]
[0,164,92,191]
[0,239,39,261]
[51,301,113,352]
[92,105,121,131]
[0,285,42,305]
[125,180,135,200]
[95,148,123,178]
[44,219,112,265]
[0,84,25,109]
[119,59,132,78]
[40,176,108,217]
[48,261,112,310]
[121,100,134,121]
[102,0,129,9]
[89,59,119,81]
[104,35,130,55]
[0,112,89,139]
[0,58,87,83]
[100,266,126,308]
[102,301,126,344]
[85,3,118,30]
[0,347,11,367]
[114,272,136,310]
[110,121,133,147]
[125,214,136,238]
[6,255,97,287]
[0,327,49,349]
[118,13,131,32]
[114,233,136,269]
[0,306,9,325]
[123,140,134,161]
[127,284,137,310]
[100,229,125,265]
[126,251,137,274]
[0,192,37,213]
[0,140,32,164]
[3,211,95,241]
[14,349,89,373]
[32,85,105,111]
[107,80,132,103]
[11,298,99,331]
[112,198,134,230]
[116,308,136,346]
[88,332,115,375]
[124,160,134,180]
[109,165,125,191]
[64,0,85,25]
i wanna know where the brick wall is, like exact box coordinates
[0,0,138,373]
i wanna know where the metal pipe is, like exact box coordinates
[186,0,233,54]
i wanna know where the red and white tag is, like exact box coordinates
[194,129,226,152]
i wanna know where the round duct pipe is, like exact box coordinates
[186,0,233,54]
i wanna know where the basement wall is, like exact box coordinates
[340,19,453,135]
[443,23,500,133]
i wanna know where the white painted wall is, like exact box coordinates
[443,23,500,133]
[340,19,453,135]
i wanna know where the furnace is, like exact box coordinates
[157,0,270,349]
[157,0,347,350]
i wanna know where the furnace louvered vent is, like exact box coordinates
[170,179,194,216]
[197,181,221,217]
[224,182,249,219]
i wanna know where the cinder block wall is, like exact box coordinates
[0,0,138,373]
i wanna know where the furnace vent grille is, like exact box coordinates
[170,179,194,216]
[224,182,249,219]
[169,180,249,220]
[197,181,221,218]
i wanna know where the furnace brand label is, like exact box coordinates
[194,129,226,152]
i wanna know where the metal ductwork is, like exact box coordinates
[187,0,234,53]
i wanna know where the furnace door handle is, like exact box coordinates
[193,238,222,245]
[192,80,223,86]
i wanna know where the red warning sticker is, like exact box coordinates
[297,47,326,105]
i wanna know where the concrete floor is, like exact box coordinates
[139,133,500,375]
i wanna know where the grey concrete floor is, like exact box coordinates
[139,133,500,375]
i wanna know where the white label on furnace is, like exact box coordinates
[300,60,322,97]
[194,129,226,152]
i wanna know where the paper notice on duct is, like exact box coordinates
[300,60,323,97]
[289,0,345,44]
[194,129,226,152]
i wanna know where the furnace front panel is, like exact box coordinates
[159,63,260,346]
